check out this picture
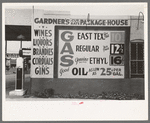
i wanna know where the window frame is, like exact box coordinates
[129,39,144,78]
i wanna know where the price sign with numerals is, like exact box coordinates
[56,28,125,78]
[111,32,125,42]
[110,55,124,66]
[110,44,124,55]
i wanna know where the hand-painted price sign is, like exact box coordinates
[57,29,125,78]
[111,32,125,42]
[110,44,124,55]
[100,68,123,76]
[110,55,124,66]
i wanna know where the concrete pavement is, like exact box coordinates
[5,73,31,99]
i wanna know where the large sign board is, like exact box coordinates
[31,10,54,78]
[57,28,125,78]
[31,9,129,78]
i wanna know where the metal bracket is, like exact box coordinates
[86,13,90,28]
[137,12,144,30]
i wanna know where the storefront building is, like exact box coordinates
[30,9,144,97]
[5,9,144,97]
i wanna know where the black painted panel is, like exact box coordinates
[16,68,22,89]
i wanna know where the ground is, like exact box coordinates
[5,67,144,100]
[5,68,88,100]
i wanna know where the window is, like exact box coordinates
[130,41,144,78]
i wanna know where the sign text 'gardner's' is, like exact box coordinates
[34,18,129,26]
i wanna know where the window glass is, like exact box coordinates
[131,61,136,73]
[138,43,144,60]
[131,43,136,60]
[138,61,144,74]
[130,42,144,78]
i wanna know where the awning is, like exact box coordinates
[5,25,31,41]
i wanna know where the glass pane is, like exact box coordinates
[131,61,136,73]
[138,43,144,60]
[138,61,144,74]
[131,43,136,60]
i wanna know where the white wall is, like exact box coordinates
[7,41,31,53]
